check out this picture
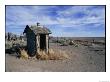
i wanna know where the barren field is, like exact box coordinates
[5,37,105,72]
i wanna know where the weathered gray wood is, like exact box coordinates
[46,34,49,53]
[36,35,40,53]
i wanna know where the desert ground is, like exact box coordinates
[5,37,105,72]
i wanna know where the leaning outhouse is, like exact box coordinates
[23,23,52,57]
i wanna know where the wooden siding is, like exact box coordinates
[26,30,36,57]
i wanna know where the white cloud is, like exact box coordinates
[55,6,105,27]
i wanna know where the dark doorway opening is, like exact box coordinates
[40,34,46,50]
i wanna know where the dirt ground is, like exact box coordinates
[5,41,105,72]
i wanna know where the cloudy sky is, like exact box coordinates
[6,5,105,37]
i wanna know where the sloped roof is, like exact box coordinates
[30,25,52,34]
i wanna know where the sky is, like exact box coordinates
[6,5,105,37]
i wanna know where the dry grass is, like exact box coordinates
[19,48,69,60]
[20,49,28,60]
[36,50,49,60]
[37,49,70,60]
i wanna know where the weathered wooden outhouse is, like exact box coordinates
[23,23,52,57]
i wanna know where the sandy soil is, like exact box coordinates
[6,42,105,72]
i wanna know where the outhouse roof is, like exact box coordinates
[30,25,52,35]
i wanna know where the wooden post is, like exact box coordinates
[46,34,49,53]
[36,35,40,53]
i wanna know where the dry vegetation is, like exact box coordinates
[20,48,69,60]
[20,49,28,60]
[37,49,69,60]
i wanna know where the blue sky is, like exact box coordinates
[6,5,105,37]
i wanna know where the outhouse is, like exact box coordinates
[23,23,52,57]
